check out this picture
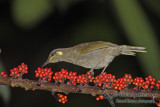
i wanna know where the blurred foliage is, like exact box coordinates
[11,0,81,29]
[70,15,119,43]
[113,0,160,80]
[0,0,160,107]
[56,0,80,13]
[143,0,160,16]
[0,59,11,105]
[12,0,54,29]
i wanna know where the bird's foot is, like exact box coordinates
[37,80,41,86]
[99,70,106,76]
[101,90,115,107]
[78,83,83,92]
[89,69,94,76]
[99,72,104,76]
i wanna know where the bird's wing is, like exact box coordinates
[73,41,118,54]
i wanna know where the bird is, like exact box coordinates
[42,41,146,75]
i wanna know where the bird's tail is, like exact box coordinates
[120,45,146,56]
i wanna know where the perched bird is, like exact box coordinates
[42,41,146,75]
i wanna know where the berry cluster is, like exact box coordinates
[156,80,160,90]
[53,69,68,84]
[67,71,77,85]
[35,68,53,82]
[53,70,94,86]
[132,76,156,90]
[76,74,87,84]
[75,71,95,86]
[123,74,133,86]
[133,77,144,88]
[85,72,94,83]
[142,76,155,90]
[10,63,28,78]
[18,63,28,74]
[0,72,7,77]
[93,72,116,88]
[57,94,68,104]
[112,78,126,90]
[96,95,104,101]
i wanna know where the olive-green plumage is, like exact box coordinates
[43,41,146,74]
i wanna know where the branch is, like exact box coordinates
[0,77,160,98]
[1,63,160,106]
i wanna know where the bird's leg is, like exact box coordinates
[99,54,113,75]
[100,64,108,75]
[89,62,100,75]
[98,48,110,76]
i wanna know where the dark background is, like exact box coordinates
[0,0,160,107]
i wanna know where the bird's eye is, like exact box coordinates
[48,52,55,61]
[51,52,55,56]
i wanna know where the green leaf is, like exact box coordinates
[12,0,54,29]
[113,0,160,79]
[0,59,11,104]
[0,86,11,104]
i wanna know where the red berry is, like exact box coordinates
[96,97,100,101]
[99,95,103,99]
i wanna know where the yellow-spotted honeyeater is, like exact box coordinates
[42,41,146,75]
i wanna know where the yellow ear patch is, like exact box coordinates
[56,51,63,56]
[49,56,54,61]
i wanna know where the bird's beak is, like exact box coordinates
[42,60,49,68]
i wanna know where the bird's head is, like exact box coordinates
[42,49,64,68]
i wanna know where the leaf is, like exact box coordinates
[0,86,11,104]
[12,0,54,29]
[113,0,160,79]
[0,59,11,104]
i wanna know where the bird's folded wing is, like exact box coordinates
[73,41,118,54]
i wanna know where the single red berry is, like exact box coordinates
[99,95,103,100]
[96,97,100,101]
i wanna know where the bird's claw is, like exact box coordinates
[89,69,94,76]
[101,90,115,107]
